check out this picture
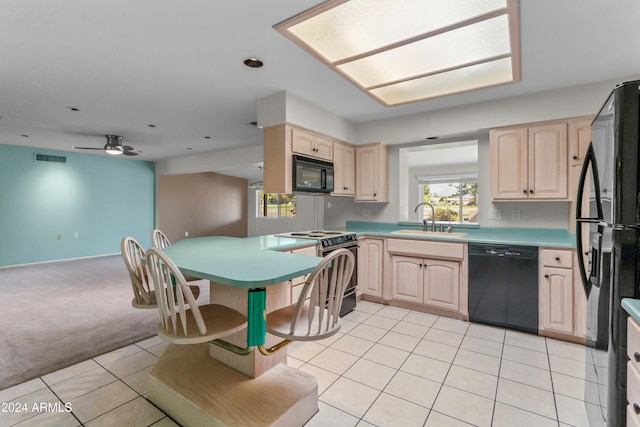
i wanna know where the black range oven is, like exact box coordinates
[277,230,358,316]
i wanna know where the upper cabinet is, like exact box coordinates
[263,123,336,194]
[355,143,389,202]
[490,121,568,200]
[332,141,355,196]
[568,117,593,167]
[291,128,333,161]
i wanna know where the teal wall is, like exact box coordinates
[0,144,155,267]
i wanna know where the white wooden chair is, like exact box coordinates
[151,229,203,283]
[259,248,355,354]
[121,236,200,309]
[145,248,247,344]
[151,229,172,249]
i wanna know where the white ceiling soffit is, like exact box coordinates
[275,0,520,107]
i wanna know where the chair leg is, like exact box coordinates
[210,339,254,356]
[257,339,292,356]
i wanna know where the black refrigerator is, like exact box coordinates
[576,80,640,427]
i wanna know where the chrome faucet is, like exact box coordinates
[414,202,436,232]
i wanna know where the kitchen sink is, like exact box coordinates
[391,230,467,238]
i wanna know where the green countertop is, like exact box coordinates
[623,298,640,323]
[345,221,576,248]
[163,236,321,288]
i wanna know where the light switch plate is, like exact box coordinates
[489,208,502,220]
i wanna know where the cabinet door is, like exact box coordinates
[333,143,355,196]
[355,145,378,201]
[569,118,592,167]
[290,246,317,303]
[540,267,574,334]
[291,128,316,157]
[528,123,568,199]
[423,259,460,311]
[314,136,333,161]
[358,239,384,297]
[391,256,423,303]
[490,128,528,199]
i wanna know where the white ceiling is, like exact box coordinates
[1,0,639,167]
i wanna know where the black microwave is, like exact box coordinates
[292,155,334,193]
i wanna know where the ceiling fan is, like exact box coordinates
[73,134,138,156]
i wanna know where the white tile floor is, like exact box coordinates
[0,301,602,426]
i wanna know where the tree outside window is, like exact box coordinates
[418,178,478,223]
[257,191,296,218]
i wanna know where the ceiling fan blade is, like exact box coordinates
[73,146,104,150]
[122,150,139,156]
[121,145,135,151]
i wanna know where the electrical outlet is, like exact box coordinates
[185,231,189,237]
[74,232,79,238]
[362,208,370,217]
[57,233,62,240]
[512,209,521,220]
[489,208,502,220]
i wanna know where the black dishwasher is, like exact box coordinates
[468,243,538,334]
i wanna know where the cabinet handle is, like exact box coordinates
[373,193,377,197]
[544,274,550,278]
[529,189,534,194]
[522,189,527,194]
[555,257,561,261]
[634,403,640,414]
[634,352,640,362]
[573,155,578,160]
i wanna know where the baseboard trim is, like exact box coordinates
[0,253,120,269]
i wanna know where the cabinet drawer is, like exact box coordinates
[628,317,640,371]
[629,403,640,427]
[541,249,573,268]
[387,238,464,260]
[291,245,318,257]
[629,362,640,423]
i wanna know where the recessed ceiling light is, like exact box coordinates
[66,107,79,112]
[243,58,264,68]
[275,0,520,107]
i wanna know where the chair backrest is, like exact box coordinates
[151,229,171,249]
[121,237,154,306]
[291,248,355,336]
[145,248,206,337]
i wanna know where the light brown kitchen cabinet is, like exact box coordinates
[263,123,336,194]
[288,245,317,304]
[539,248,585,341]
[332,141,355,196]
[387,238,465,315]
[627,316,640,426]
[358,238,383,297]
[390,256,460,312]
[355,143,389,202]
[291,128,333,161]
[568,116,593,167]
[490,121,568,200]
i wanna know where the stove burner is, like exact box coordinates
[290,232,311,236]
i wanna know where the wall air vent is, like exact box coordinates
[35,153,67,163]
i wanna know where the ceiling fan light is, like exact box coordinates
[105,147,123,155]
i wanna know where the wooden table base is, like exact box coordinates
[148,343,318,427]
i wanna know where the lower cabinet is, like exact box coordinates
[386,238,464,315]
[391,256,460,312]
[538,247,586,340]
[288,245,318,304]
[358,238,384,297]
[628,317,640,426]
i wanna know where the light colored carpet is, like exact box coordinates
[0,255,206,390]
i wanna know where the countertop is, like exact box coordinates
[345,221,576,248]
[163,236,321,287]
[622,298,640,323]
